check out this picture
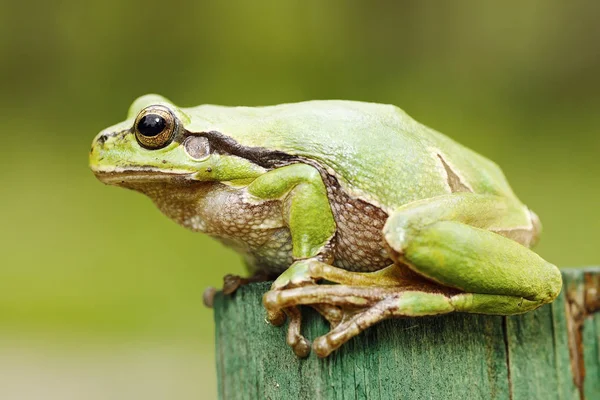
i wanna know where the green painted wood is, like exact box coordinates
[214,268,600,400]
[581,269,600,398]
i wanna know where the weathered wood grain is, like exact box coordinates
[214,268,600,400]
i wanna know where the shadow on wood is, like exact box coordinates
[214,268,600,400]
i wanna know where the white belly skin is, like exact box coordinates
[124,177,391,275]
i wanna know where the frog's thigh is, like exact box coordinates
[250,164,338,356]
[384,195,562,313]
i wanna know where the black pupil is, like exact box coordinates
[138,114,166,137]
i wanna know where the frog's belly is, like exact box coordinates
[151,181,392,275]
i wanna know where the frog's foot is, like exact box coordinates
[222,271,274,295]
[266,285,549,357]
[265,260,348,356]
[265,259,417,325]
[264,259,555,357]
[264,259,420,356]
[309,291,451,357]
[264,284,454,356]
[222,274,246,295]
[265,261,319,326]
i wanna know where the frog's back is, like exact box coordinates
[185,100,519,211]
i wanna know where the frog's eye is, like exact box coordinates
[134,105,176,149]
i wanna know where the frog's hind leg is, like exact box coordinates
[383,193,562,314]
[310,288,550,357]
[265,280,550,357]
[312,291,454,357]
[265,193,563,357]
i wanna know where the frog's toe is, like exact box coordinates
[222,274,245,295]
[284,306,311,358]
[312,299,397,357]
[202,286,217,308]
[263,290,282,314]
[264,289,287,325]
[312,335,334,358]
[290,335,311,358]
[266,306,286,326]
[311,304,343,327]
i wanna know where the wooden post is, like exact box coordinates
[214,268,600,400]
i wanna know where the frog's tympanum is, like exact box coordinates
[90,95,561,357]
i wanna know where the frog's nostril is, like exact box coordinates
[97,134,108,147]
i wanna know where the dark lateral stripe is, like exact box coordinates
[183,130,296,169]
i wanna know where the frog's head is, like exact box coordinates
[89,94,268,191]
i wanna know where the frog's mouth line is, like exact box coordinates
[92,169,194,186]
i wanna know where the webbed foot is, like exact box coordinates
[265,283,460,357]
[264,259,436,357]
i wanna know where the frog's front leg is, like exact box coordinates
[247,163,337,357]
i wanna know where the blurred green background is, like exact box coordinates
[1,1,599,399]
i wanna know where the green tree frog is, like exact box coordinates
[89,95,561,358]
